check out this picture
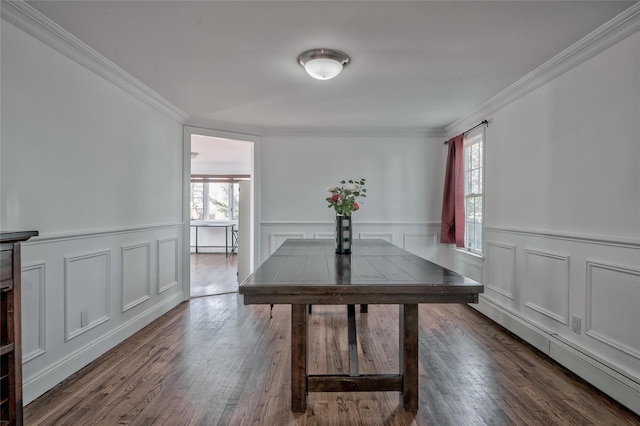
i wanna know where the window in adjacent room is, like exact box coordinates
[190,182,205,219]
[190,179,240,221]
[463,128,484,254]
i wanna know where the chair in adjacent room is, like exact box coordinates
[231,228,239,254]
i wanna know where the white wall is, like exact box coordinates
[446,31,640,414]
[258,134,446,260]
[485,35,639,238]
[1,22,184,403]
[4,0,638,415]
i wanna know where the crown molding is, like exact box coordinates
[446,2,640,136]
[1,0,189,123]
[259,126,446,138]
[6,0,638,137]
[186,118,446,138]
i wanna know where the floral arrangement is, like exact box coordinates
[326,178,367,216]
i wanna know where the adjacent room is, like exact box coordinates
[189,133,253,298]
[1,1,639,424]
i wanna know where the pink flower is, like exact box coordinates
[330,193,340,202]
[352,202,360,210]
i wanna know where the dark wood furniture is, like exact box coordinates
[1,231,37,426]
[239,238,484,412]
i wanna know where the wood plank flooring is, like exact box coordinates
[25,297,640,425]
[24,254,640,424]
[190,254,238,298]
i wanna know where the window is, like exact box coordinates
[190,182,205,219]
[190,180,240,221]
[463,129,484,254]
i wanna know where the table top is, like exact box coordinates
[239,239,483,305]
[190,220,236,227]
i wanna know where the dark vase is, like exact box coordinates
[335,214,352,254]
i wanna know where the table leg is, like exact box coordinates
[291,304,308,412]
[347,304,359,377]
[225,226,229,257]
[399,304,418,412]
[194,226,199,254]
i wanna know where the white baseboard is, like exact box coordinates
[472,296,640,416]
[23,292,184,405]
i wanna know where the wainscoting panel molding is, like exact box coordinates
[313,233,334,239]
[359,232,393,243]
[462,257,483,283]
[20,223,184,404]
[64,250,111,341]
[458,226,640,415]
[524,249,570,325]
[269,232,305,254]
[586,261,640,359]
[260,221,442,263]
[403,233,439,261]
[486,242,516,299]
[21,263,47,362]
[158,237,179,293]
[121,243,151,312]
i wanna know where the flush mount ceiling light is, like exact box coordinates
[297,48,350,80]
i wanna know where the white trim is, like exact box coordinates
[473,296,640,416]
[313,233,334,239]
[359,232,393,243]
[585,261,640,359]
[446,3,640,135]
[158,237,179,294]
[402,233,439,249]
[523,249,570,326]
[22,292,184,404]
[261,220,441,226]
[0,0,188,123]
[485,241,516,300]
[260,126,446,138]
[21,262,47,362]
[452,246,485,261]
[183,125,261,297]
[484,226,640,249]
[269,232,305,253]
[64,250,111,341]
[4,0,639,138]
[121,243,152,312]
[23,222,183,245]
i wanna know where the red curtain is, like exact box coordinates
[440,134,465,247]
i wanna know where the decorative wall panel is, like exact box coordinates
[64,251,111,341]
[586,261,640,358]
[270,233,305,254]
[313,233,334,239]
[121,243,151,312]
[21,263,46,362]
[486,242,516,299]
[403,233,439,260]
[524,249,570,325]
[158,237,178,293]
[359,232,393,243]
[460,258,483,283]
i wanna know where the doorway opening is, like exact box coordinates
[186,131,254,298]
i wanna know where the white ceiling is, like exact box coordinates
[191,134,252,175]
[26,1,635,134]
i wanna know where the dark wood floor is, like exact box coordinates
[24,259,640,425]
[190,254,238,298]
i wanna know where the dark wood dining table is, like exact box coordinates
[238,238,484,412]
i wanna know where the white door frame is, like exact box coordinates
[182,125,261,301]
